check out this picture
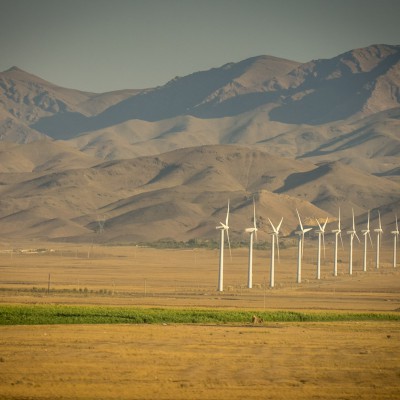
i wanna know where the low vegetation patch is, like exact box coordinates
[139,238,276,250]
[0,305,399,326]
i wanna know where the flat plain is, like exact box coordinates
[0,242,399,399]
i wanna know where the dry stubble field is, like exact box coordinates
[0,242,399,399]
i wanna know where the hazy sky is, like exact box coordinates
[0,0,399,92]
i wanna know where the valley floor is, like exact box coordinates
[0,244,399,399]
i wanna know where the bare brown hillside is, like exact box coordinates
[0,45,399,243]
[0,139,99,173]
[0,144,397,243]
[0,66,143,142]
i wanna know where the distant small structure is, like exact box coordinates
[374,210,383,269]
[346,208,360,276]
[268,216,283,288]
[331,208,343,277]
[97,215,106,235]
[295,209,312,284]
[315,216,328,279]
[391,214,399,268]
[216,200,231,292]
[245,197,258,289]
[361,210,373,272]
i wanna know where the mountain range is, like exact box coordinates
[0,44,399,244]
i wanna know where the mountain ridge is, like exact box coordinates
[0,44,399,243]
[1,44,399,144]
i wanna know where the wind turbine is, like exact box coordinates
[391,214,399,268]
[346,209,360,275]
[361,210,373,272]
[331,208,343,277]
[374,210,383,269]
[295,209,312,284]
[216,199,231,292]
[315,217,328,280]
[268,217,283,288]
[245,198,258,289]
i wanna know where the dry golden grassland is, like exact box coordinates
[0,241,399,310]
[0,242,399,399]
[0,322,398,400]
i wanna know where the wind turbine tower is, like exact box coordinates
[268,217,283,288]
[216,200,231,292]
[295,209,312,284]
[315,217,328,280]
[346,209,360,275]
[361,210,373,272]
[245,198,258,289]
[331,208,343,276]
[374,211,383,269]
[391,214,399,268]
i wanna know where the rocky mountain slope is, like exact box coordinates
[0,44,399,243]
[0,66,142,142]
[0,144,398,243]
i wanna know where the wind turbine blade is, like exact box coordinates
[339,232,344,249]
[268,218,276,232]
[296,209,303,231]
[338,207,341,231]
[368,231,373,248]
[396,214,399,232]
[225,199,230,226]
[352,208,356,231]
[323,217,328,230]
[378,210,382,231]
[316,219,323,231]
[367,210,370,230]
[355,232,361,243]
[253,200,258,242]
[253,198,256,230]
[276,234,280,262]
[226,229,232,260]
[277,217,283,232]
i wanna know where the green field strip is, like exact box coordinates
[1,305,399,325]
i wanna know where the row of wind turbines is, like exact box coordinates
[216,200,399,292]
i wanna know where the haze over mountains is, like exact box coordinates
[0,44,399,244]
